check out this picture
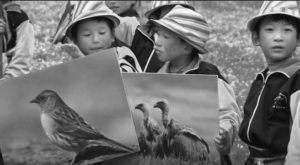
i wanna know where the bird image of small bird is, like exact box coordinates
[30,89,135,165]
[154,99,210,162]
[135,102,163,157]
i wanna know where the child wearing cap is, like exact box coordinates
[150,5,242,163]
[237,1,300,164]
[105,1,140,47]
[64,1,142,73]
[130,0,195,73]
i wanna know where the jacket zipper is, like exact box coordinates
[136,28,155,72]
[246,73,270,143]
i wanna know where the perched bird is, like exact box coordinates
[135,103,163,156]
[154,99,210,161]
[30,89,135,165]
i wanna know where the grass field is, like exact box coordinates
[1,1,283,164]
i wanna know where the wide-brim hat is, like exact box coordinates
[144,0,195,19]
[150,5,210,54]
[247,1,300,31]
[65,1,120,39]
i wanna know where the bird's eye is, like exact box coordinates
[38,96,46,102]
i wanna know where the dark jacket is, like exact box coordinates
[130,25,164,72]
[239,57,300,157]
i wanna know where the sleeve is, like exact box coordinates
[1,20,35,81]
[285,90,300,164]
[218,78,242,151]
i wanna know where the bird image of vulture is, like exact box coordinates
[30,89,135,165]
[154,99,210,162]
[135,102,164,157]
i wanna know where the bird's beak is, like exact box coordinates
[135,104,141,109]
[153,103,158,108]
[30,98,38,104]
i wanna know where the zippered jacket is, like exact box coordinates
[130,24,164,73]
[239,57,300,158]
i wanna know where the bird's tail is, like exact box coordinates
[71,144,132,165]
[71,139,136,165]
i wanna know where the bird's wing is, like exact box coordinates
[50,105,104,139]
[50,106,136,153]
[171,119,210,152]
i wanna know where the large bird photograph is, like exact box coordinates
[122,73,219,164]
[0,49,139,165]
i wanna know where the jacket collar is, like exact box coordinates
[256,55,300,79]
[157,54,203,74]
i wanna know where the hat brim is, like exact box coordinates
[151,19,208,54]
[247,12,300,31]
[145,3,195,19]
[66,13,120,39]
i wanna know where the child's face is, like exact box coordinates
[74,19,115,56]
[154,26,189,63]
[254,18,300,64]
[105,1,135,15]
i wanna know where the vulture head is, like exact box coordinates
[153,98,169,113]
[135,103,150,117]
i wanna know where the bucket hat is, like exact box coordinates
[65,1,120,39]
[247,1,300,31]
[144,0,195,19]
[151,5,210,54]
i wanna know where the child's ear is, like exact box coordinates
[251,32,260,46]
[183,42,193,53]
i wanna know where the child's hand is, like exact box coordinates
[0,19,5,34]
[59,43,85,59]
[214,122,233,155]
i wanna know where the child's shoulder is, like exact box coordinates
[5,3,29,28]
[198,61,221,74]
[290,69,300,80]
[195,61,228,82]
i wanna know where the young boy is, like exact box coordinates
[63,2,142,73]
[238,1,300,164]
[105,1,140,47]
[0,0,34,81]
[150,5,242,163]
[131,0,195,73]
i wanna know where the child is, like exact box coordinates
[150,5,242,163]
[238,1,300,164]
[130,0,195,73]
[0,0,34,81]
[105,1,140,47]
[64,2,142,73]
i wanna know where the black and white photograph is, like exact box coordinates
[1,0,300,165]
[122,73,219,164]
[0,49,139,165]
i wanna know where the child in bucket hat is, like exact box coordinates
[63,1,142,73]
[151,5,242,163]
[238,1,300,164]
[130,0,195,73]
